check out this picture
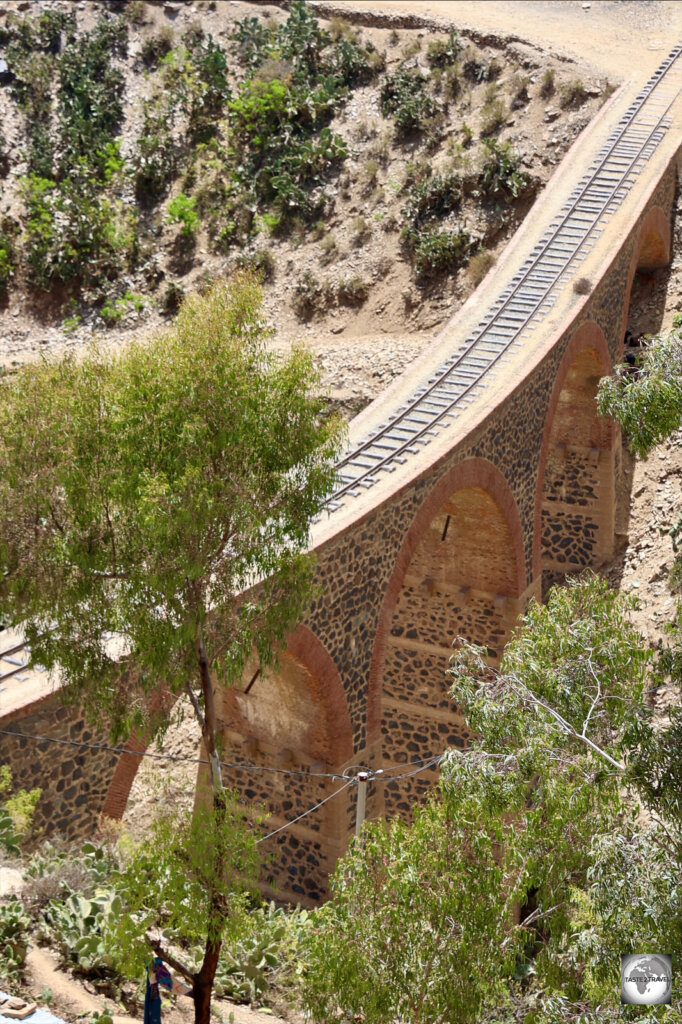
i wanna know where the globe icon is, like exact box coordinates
[621,954,672,1005]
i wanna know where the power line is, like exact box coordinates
[0,727,343,780]
[256,780,354,844]
[256,757,444,844]
[0,724,444,844]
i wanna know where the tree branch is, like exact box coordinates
[185,679,207,734]
[145,933,196,983]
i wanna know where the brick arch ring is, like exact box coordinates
[532,319,612,581]
[101,624,353,821]
[366,456,526,746]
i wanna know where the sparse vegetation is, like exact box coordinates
[560,78,588,109]
[479,138,529,200]
[337,275,368,306]
[380,66,438,137]
[292,271,334,320]
[467,248,496,285]
[540,67,555,98]
[426,31,462,69]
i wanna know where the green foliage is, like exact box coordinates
[560,78,588,109]
[57,17,128,176]
[303,576,670,1021]
[140,27,174,68]
[0,898,31,982]
[303,803,515,1024]
[166,192,199,237]
[540,68,555,98]
[161,32,230,143]
[401,172,461,231]
[412,228,472,281]
[597,323,682,459]
[479,138,529,199]
[380,66,437,136]
[100,291,146,326]
[0,274,343,739]
[111,800,259,980]
[40,888,122,977]
[21,170,136,290]
[228,74,348,225]
[480,97,507,136]
[210,903,310,1004]
[133,97,178,203]
[336,276,368,306]
[426,31,462,68]
[235,248,276,282]
[0,231,16,295]
[292,271,333,320]
[0,765,41,851]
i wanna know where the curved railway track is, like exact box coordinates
[328,45,681,513]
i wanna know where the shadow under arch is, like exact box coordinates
[534,321,614,595]
[216,623,354,904]
[366,457,527,819]
[618,203,672,358]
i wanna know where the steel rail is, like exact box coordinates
[327,45,681,511]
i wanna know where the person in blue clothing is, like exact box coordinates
[144,958,193,1024]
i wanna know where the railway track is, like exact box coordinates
[328,45,681,513]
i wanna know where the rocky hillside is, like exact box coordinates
[0,0,612,414]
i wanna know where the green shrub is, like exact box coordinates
[160,281,184,314]
[100,292,146,326]
[426,31,461,68]
[292,272,333,320]
[230,15,273,70]
[167,192,199,237]
[381,67,437,136]
[480,98,507,136]
[510,72,530,109]
[0,898,31,982]
[21,170,136,290]
[0,233,15,297]
[560,78,588,109]
[139,26,174,67]
[40,888,122,978]
[235,248,275,281]
[401,172,461,231]
[337,275,368,306]
[540,67,555,98]
[479,138,528,200]
[57,16,128,175]
[319,233,338,264]
[133,97,178,203]
[413,228,471,281]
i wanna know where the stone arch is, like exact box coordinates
[367,458,526,819]
[534,321,614,593]
[102,688,179,822]
[218,625,353,904]
[618,204,672,359]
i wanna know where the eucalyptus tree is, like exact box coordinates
[302,576,681,1023]
[0,273,343,1023]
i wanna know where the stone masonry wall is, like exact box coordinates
[0,695,118,844]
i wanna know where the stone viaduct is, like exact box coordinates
[1,50,680,904]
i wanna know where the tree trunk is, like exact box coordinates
[193,939,221,1024]
[190,627,228,1024]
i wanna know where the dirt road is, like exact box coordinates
[334,1,681,82]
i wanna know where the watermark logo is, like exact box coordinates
[621,954,672,1005]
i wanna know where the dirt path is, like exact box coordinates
[26,947,135,1024]
[25,945,289,1024]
